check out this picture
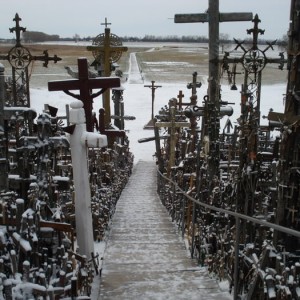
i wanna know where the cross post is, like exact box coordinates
[48,58,120,132]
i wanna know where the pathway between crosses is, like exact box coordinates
[97,161,231,300]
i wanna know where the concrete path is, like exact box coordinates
[97,161,231,300]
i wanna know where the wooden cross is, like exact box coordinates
[287,206,298,224]
[86,22,128,126]
[0,13,61,107]
[175,0,252,179]
[145,81,162,120]
[155,106,190,176]
[48,58,120,132]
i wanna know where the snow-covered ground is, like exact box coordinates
[28,50,287,298]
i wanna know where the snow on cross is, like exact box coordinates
[68,100,107,258]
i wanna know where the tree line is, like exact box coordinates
[0,31,288,47]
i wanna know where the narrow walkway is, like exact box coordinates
[98,161,231,300]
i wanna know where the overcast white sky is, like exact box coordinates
[0,0,290,40]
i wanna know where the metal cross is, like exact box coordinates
[101,17,111,28]
[48,58,120,132]
[86,26,128,126]
[0,13,61,107]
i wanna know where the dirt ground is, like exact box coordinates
[0,43,288,88]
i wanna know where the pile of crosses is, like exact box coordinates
[0,14,133,298]
[154,2,300,298]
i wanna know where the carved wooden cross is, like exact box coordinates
[86,20,128,126]
[48,58,120,132]
[155,106,190,176]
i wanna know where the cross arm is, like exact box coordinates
[175,12,253,23]
[48,77,120,91]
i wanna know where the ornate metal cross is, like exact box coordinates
[86,19,128,126]
[48,58,120,132]
[0,13,61,107]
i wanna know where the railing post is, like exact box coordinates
[234,216,240,300]
[181,195,186,238]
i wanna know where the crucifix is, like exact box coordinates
[0,13,61,107]
[175,0,252,180]
[86,18,128,126]
[48,58,120,132]
[155,106,190,176]
[143,81,162,129]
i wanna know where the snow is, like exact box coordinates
[6,45,286,298]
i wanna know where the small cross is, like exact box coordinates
[101,17,111,28]
[247,14,265,50]
[48,58,120,132]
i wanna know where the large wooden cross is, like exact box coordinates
[48,58,120,132]
[175,0,252,180]
[86,19,128,126]
[155,106,190,176]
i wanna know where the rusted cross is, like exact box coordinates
[48,58,120,132]
[86,20,128,126]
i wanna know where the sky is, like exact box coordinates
[0,0,290,41]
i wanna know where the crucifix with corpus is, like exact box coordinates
[86,18,128,126]
[0,13,61,107]
[48,57,120,132]
[143,80,162,129]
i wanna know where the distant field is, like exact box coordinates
[0,43,288,88]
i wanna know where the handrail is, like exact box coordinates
[157,169,300,239]
[157,169,300,300]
